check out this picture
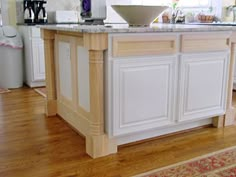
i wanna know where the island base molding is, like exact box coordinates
[57,101,117,158]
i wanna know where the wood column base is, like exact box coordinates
[45,100,57,117]
[213,107,236,128]
[225,107,236,126]
[213,116,225,128]
[86,134,117,158]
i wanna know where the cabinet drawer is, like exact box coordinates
[181,33,230,53]
[112,35,177,57]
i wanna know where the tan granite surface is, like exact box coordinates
[38,23,233,33]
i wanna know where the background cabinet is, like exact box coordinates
[18,26,45,87]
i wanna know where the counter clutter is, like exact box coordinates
[39,23,236,158]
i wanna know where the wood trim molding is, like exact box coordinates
[83,33,108,50]
[88,50,105,135]
[57,31,83,38]
[231,32,236,43]
[85,49,117,158]
[57,101,90,136]
[41,29,57,116]
[181,33,231,53]
[112,35,177,57]
[225,43,236,126]
[41,29,56,40]
[53,32,116,158]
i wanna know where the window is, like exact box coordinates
[177,0,222,17]
[177,0,211,8]
[131,0,172,6]
[130,0,222,18]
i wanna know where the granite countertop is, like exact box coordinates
[38,23,234,33]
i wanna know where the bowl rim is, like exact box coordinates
[111,5,169,8]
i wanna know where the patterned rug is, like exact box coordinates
[134,146,236,177]
[0,88,10,94]
[34,87,47,98]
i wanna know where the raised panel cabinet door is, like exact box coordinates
[111,56,178,136]
[179,52,230,122]
[32,38,45,81]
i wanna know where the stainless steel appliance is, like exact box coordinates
[23,0,47,24]
[24,0,35,24]
[35,1,47,24]
[80,0,106,25]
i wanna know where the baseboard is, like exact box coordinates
[116,118,213,145]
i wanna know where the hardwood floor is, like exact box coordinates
[1,87,236,177]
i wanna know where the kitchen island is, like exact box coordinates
[40,23,236,158]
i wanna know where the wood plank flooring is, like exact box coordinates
[1,87,236,177]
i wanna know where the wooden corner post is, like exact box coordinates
[224,43,236,126]
[83,33,117,158]
[41,29,57,116]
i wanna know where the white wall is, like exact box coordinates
[2,0,236,25]
[46,0,80,11]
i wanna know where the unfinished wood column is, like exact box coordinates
[83,33,117,158]
[224,42,236,126]
[41,29,57,116]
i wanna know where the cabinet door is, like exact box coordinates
[32,38,45,81]
[111,56,178,136]
[179,52,229,122]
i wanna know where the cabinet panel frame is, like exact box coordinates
[55,34,77,110]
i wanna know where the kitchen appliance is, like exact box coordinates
[24,0,35,24]
[80,0,106,25]
[35,1,47,23]
[53,11,78,23]
[23,0,47,24]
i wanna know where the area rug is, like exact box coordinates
[34,87,47,98]
[0,88,10,94]
[134,146,236,177]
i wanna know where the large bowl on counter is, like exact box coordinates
[111,5,168,26]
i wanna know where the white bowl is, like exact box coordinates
[111,5,168,26]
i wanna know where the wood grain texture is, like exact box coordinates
[86,50,117,158]
[41,29,57,116]
[54,33,115,158]
[181,33,231,53]
[112,35,177,57]
[225,43,236,126]
[1,88,236,177]
[83,33,108,50]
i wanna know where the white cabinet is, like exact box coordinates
[179,52,229,122]
[111,56,178,136]
[108,32,231,139]
[18,26,45,87]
